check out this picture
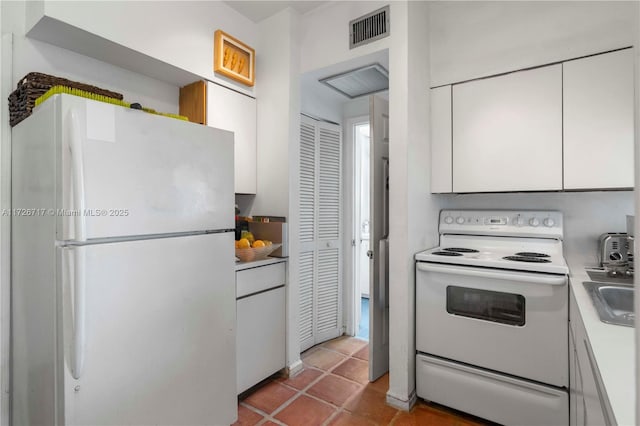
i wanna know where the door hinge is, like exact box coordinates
[367,250,374,259]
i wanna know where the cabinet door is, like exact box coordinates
[452,65,562,192]
[570,288,611,426]
[430,86,452,193]
[207,82,257,194]
[569,327,578,426]
[236,286,286,394]
[179,80,207,125]
[564,49,634,190]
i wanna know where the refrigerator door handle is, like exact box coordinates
[69,110,87,242]
[70,246,87,380]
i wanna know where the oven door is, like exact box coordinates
[416,262,568,387]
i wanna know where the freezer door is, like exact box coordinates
[60,233,236,425]
[54,94,234,240]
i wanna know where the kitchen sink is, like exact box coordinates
[585,268,634,285]
[583,281,635,327]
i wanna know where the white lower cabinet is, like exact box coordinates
[570,288,615,426]
[236,262,286,394]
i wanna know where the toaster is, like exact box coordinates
[598,232,630,267]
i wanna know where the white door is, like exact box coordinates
[53,94,234,241]
[452,64,562,192]
[563,48,634,189]
[356,122,371,299]
[61,233,236,425]
[299,115,343,352]
[369,96,389,381]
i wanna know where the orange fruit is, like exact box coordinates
[237,238,251,249]
[252,240,265,248]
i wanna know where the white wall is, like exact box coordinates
[300,86,343,125]
[252,8,302,373]
[343,97,369,120]
[300,1,390,74]
[2,1,179,113]
[25,0,257,95]
[440,191,634,266]
[430,1,637,86]
[387,1,441,409]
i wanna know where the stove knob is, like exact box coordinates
[444,216,454,224]
[529,218,540,227]
[543,218,555,227]
[456,217,465,225]
[514,216,524,226]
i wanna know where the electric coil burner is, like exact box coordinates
[414,210,569,426]
[443,247,480,253]
[503,255,552,263]
[432,251,463,256]
[515,252,550,258]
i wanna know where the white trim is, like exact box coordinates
[1,33,13,426]
[386,389,417,411]
[286,359,304,378]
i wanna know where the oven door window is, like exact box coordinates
[446,286,525,326]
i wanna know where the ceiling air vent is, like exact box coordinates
[320,63,389,99]
[350,6,390,49]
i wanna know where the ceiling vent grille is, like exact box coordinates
[319,63,389,99]
[349,6,390,49]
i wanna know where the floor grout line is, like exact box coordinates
[238,336,489,426]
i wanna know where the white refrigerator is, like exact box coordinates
[11,94,237,425]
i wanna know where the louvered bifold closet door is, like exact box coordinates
[299,116,316,351]
[315,124,342,344]
[298,116,342,352]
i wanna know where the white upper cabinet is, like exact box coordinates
[452,65,563,193]
[207,82,257,194]
[430,86,452,193]
[563,49,634,190]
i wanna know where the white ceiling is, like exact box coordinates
[224,1,328,23]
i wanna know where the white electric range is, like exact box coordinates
[415,210,569,426]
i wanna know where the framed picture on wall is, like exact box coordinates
[213,30,255,87]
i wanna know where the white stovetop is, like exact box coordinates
[568,260,635,426]
[415,234,569,275]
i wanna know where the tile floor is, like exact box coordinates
[234,336,491,426]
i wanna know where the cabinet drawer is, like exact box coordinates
[236,262,285,298]
[416,354,568,426]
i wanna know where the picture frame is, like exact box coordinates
[214,30,255,87]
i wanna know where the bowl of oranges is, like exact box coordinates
[235,237,281,262]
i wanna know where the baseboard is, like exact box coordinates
[386,389,417,411]
[286,359,304,378]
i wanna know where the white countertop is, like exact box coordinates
[568,260,635,426]
[235,257,287,271]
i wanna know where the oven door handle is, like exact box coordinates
[416,262,567,286]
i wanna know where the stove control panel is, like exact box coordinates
[440,210,563,239]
